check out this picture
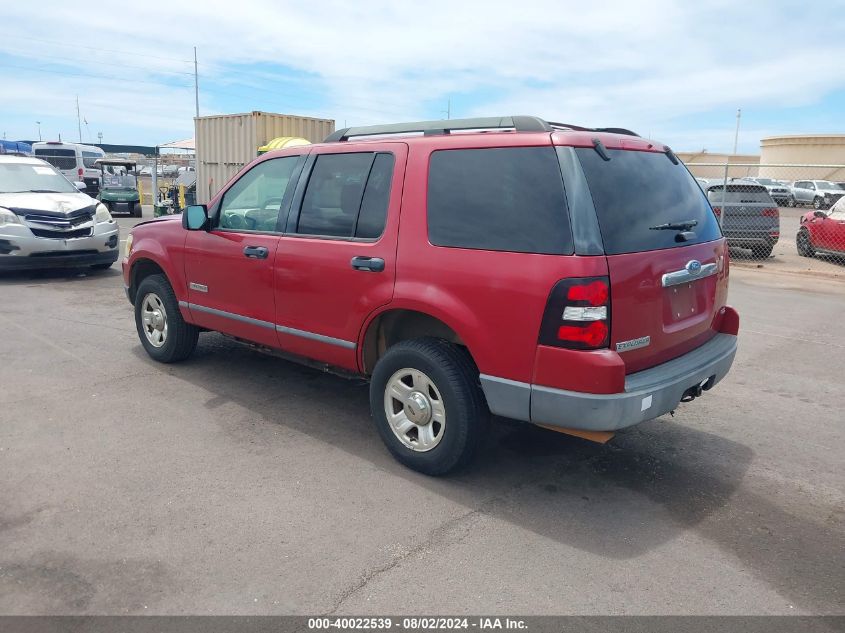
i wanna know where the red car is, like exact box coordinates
[123,116,739,475]
[797,197,845,259]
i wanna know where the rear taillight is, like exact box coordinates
[539,277,611,350]
[712,207,721,218]
[762,208,779,218]
[78,167,84,177]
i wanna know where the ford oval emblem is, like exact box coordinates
[686,260,702,275]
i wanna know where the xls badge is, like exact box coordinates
[616,335,651,352]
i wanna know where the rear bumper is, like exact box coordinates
[480,333,738,432]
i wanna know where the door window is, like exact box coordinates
[296,152,394,239]
[218,157,301,232]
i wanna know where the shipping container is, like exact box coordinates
[195,111,334,203]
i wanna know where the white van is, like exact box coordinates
[31,141,105,193]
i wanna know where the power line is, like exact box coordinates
[1,34,193,64]
[0,63,194,89]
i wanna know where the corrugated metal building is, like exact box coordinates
[196,111,334,203]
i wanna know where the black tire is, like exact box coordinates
[90,262,113,270]
[369,337,489,475]
[813,197,823,210]
[797,229,815,258]
[130,202,142,218]
[751,244,773,259]
[134,274,198,363]
[787,196,796,208]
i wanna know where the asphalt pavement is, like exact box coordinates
[0,209,842,615]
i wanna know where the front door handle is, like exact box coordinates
[350,256,385,272]
[243,245,269,259]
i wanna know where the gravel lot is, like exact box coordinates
[1,209,842,615]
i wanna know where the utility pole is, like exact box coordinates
[194,46,200,119]
[98,131,103,145]
[36,121,41,141]
[732,108,741,155]
[76,96,82,143]
[442,98,451,120]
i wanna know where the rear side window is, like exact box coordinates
[576,148,721,255]
[34,148,75,171]
[427,147,573,255]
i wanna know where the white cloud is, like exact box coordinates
[1,0,844,148]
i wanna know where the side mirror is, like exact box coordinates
[73,181,86,191]
[814,210,827,219]
[183,204,209,230]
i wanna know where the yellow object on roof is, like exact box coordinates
[258,136,311,154]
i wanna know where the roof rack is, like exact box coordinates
[323,116,640,142]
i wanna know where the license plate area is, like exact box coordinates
[663,282,703,327]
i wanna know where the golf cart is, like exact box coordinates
[95,158,142,217]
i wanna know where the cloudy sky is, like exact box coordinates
[2,0,844,153]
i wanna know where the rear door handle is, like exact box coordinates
[350,256,385,272]
[243,246,269,259]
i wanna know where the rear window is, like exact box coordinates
[82,151,101,169]
[427,147,572,255]
[576,148,721,255]
[706,185,773,204]
[34,148,76,171]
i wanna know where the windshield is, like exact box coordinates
[0,162,79,194]
[707,186,772,203]
[816,181,843,190]
[34,148,76,171]
[102,169,137,189]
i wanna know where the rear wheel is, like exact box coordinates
[797,228,815,258]
[135,274,198,363]
[751,244,773,259]
[370,337,489,475]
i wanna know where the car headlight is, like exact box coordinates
[0,207,23,227]
[124,232,134,257]
[94,203,113,224]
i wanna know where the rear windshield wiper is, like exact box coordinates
[649,219,698,231]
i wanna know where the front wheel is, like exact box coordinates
[787,196,796,208]
[130,202,142,218]
[135,274,198,363]
[369,338,489,475]
[797,229,815,258]
[813,197,824,210]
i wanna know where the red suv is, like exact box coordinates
[123,116,739,475]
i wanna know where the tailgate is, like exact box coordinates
[606,240,728,373]
[571,145,729,374]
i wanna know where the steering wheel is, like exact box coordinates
[261,197,282,210]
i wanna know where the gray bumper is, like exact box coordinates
[0,223,119,270]
[480,333,738,432]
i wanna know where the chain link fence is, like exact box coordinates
[685,163,845,270]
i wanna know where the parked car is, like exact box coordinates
[138,166,152,177]
[0,155,119,270]
[706,182,779,259]
[789,180,844,209]
[123,116,739,475]
[745,177,793,206]
[797,196,845,260]
[162,164,180,177]
[31,141,105,194]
